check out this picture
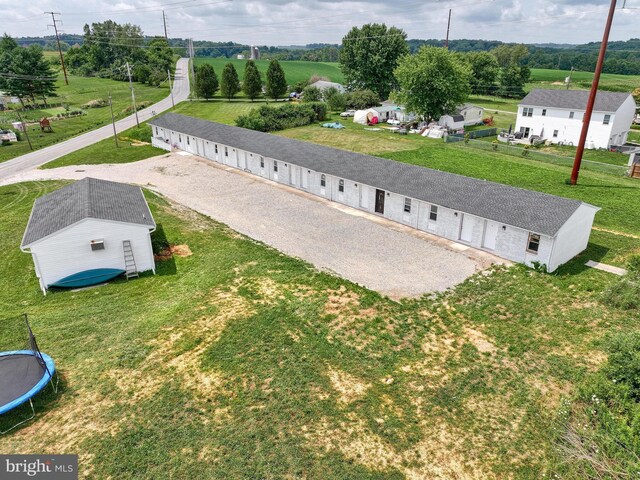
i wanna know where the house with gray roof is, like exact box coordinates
[516,89,636,149]
[149,113,600,272]
[21,178,156,293]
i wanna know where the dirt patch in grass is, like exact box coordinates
[154,244,193,261]
[327,367,370,404]
[306,412,486,479]
[324,286,382,351]
[464,327,498,355]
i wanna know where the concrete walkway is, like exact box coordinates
[2,153,506,298]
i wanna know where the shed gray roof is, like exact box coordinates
[520,89,632,113]
[22,177,155,247]
[150,113,596,236]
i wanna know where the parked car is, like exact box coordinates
[340,110,356,118]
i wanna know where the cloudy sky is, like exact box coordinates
[2,0,639,46]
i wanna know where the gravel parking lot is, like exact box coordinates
[3,153,504,298]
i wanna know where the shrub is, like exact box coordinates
[345,89,380,109]
[327,92,346,112]
[81,99,108,109]
[302,86,323,102]
[236,103,324,132]
[602,256,640,310]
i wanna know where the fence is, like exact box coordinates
[451,138,629,177]
[444,128,497,143]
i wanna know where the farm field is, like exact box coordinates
[0,74,169,163]
[193,58,344,86]
[529,68,640,92]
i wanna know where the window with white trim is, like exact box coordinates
[527,233,540,253]
[224,147,228,157]
[215,144,218,154]
[603,114,611,125]
[260,157,264,168]
[274,161,278,172]
[404,197,412,213]
[553,130,558,138]
[338,179,344,192]
[187,136,190,145]
[569,111,575,119]
[320,174,326,187]
[522,107,533,117]
[429,205,438,221]
[542,109,546,116]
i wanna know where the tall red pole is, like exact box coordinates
[570,0,617,185]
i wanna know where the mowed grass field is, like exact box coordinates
[0,178,638,477]
[194,58,344,86]
[2,91,640,476]
[0,74,169,163]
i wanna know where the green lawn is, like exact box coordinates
[0,74,169,163]
[194,58,344,86]
[0,174,638,478]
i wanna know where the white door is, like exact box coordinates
[301,169,309,189]
[360,185,369,208]
[459,214,476,243]
[291,166,299,186]
[483,220,499,250]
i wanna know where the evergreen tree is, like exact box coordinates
[220,63,240,101]
[195,63,219,100]
[243,60,262,101]
[266,60,287,100]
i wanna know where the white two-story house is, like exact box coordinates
[515,89,636,149]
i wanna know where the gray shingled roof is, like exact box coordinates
[150,113,595,236]
[520,89,632,112]
[22,177,155,247]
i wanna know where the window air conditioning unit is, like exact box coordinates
[90,239,105,251]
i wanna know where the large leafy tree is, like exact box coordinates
[195,63,218,100]
[220,62,240,101]
[0,38,57,106]
[265,60,287,100]
[340,23,408,100]
[394,46,471,121]
[464,51,500,94]
[243,60,262,101]
[492,44,530,97]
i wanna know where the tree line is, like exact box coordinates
[64,21,174,85]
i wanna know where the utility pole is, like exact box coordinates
[168,69,175,109]
[46,12,68,85]
[162,10,168,41]
[15,111,33,151]
[189,38,196,97]
[445,9,452,49]
[565,66,575,89]
[108,92,118,148]
[125,61,140,128]
[570,0,617,186]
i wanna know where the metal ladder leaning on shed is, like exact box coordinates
[122,240,139,279]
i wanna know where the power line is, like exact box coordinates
[45,12,69,85]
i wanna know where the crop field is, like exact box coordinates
[193,58,344,86]
[530,68,640,92]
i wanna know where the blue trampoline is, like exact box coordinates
[0,316,57,434]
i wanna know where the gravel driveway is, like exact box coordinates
[2,153,504,298]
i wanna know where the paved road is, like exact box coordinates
[0,58,190,181]
[3,153,502,298]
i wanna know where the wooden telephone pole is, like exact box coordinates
[570,0,617,185]
[46,12,68,85]
[445,9,452,49]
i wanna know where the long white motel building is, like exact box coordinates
[149,113,600,272]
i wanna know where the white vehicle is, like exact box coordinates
[0,129,17,143]
[387,119,400,125]
[340,110,356,118]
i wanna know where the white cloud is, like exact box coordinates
[2,0,639,45]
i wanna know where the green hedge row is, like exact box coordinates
[236,102,327,132]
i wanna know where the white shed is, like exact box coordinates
[20,178,156,294]
[458,104,485,126]
[438,114,465,130]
